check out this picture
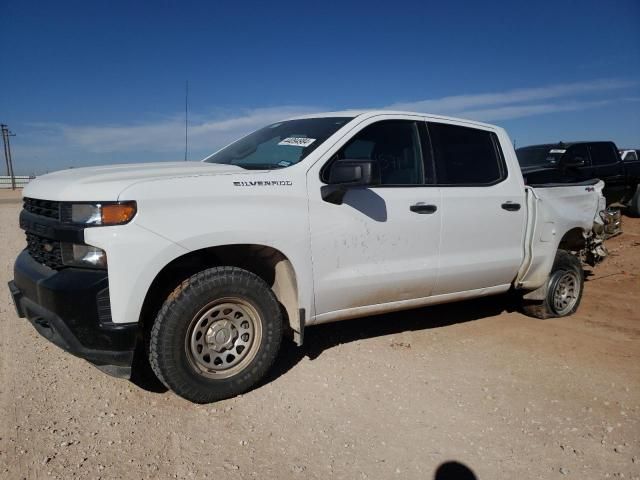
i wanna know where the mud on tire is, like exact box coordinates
[149,266,283,403]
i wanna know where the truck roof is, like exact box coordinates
[285,110,501,131]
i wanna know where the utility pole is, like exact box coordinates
[184,80,189,161]
[1,124,16,190]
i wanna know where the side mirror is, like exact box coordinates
[328,159,378,185]
[321,159,379,205]
[562,156,585,169]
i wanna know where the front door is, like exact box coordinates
[308,118,442,320]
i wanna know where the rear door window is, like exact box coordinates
[589,143,619,165]
[427,122,505,185]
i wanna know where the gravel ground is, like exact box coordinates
[1,189,638,479]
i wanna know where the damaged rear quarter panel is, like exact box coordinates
[517,181,605,289]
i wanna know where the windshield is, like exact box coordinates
[203,117,353,169]
[516,146,565,168]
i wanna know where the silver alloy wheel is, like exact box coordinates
[185,297,263,379]
[551,271,580,316]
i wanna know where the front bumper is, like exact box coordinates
[9,250,138,378]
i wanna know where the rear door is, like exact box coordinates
[426,121,526,295]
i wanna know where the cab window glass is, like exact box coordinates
[332,120,425,185]
[428,123,503,185]
[589,143,618,165]
[565,144,589,165]
[204,117,352,170]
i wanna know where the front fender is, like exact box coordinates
[84,223,189,326]
[97,173,314,324]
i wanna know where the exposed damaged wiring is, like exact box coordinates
[581,231,608,267]
[581,207,624,267]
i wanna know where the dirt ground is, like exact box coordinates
[1,188,638,480]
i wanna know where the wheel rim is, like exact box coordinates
[551,270,580,316]
[185,297,263,379]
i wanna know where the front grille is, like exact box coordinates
[25,232,63,269]
[24,198,60,220]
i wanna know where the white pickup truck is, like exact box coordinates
[9,111,608,403]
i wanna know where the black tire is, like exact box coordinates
[521,250,584,319]
[627,185,640,217]
[149,266,283,403]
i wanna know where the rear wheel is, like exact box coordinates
[149,266,283,403]
[521,250,584,319]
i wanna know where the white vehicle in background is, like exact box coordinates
[9,111,608,403]
[619,149,639,162]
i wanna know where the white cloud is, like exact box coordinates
[12,78,638,174]
[59,106,318,154]
[386,79,636,114]
[454,99,615,122]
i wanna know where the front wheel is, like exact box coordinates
[149,266,283,403]
[521,250,584,319]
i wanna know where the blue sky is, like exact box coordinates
[1,0,639,175]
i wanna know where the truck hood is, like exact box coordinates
[23,161,251,201]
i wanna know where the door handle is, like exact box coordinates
[501,202,521,211]
[410,204,438,214]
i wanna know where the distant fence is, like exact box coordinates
[0,175,34,189]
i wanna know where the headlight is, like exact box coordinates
[61,243,107,268]
[66,201,137,226]
[71,204,102,224]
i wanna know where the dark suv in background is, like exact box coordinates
[516,141,640,216]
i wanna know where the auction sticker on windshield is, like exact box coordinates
[278,137,316,147]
